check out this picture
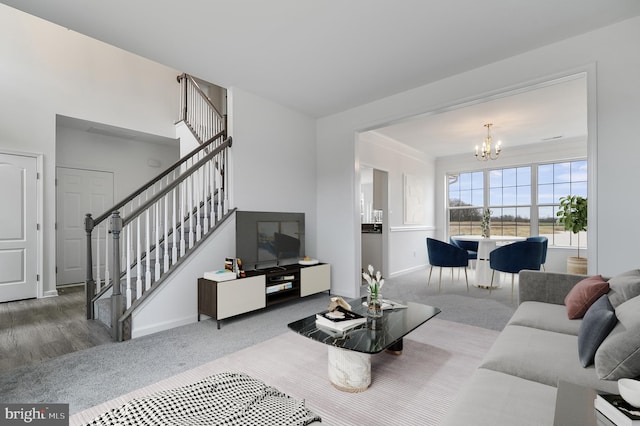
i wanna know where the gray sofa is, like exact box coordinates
[442,269,640,426]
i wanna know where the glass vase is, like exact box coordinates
[367,290,383,318]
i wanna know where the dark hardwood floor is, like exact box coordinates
[0,285,113,372]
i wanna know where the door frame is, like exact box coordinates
[0,149,44,298]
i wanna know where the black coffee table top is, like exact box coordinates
[287,298,441,354]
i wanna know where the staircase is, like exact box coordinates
[85,74,232,341]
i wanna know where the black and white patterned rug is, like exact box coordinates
[84,372,320,426]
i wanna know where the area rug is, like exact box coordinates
[71,318,499,426]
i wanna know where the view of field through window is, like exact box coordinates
[448,160,587,247]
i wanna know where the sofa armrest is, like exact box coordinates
[518,270,589,305]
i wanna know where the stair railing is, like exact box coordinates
[177,73,226,144]
[84,133,230,325]
[110,137,231,340]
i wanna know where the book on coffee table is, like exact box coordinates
[315,306,366,332]
[595,394,640,426]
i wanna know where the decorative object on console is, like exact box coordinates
[299,255,319,265]
[203,269,237,282]
[224,257,243,277]
[362,264,384,318]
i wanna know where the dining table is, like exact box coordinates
[451,235,525,289]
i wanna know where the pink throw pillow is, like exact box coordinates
[564,275,610,319]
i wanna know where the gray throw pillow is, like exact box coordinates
[578,295,617,367]
[594,295,640,379]
[607,269,640,308]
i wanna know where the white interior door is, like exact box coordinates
[0,153,37,302]
[56,167,114,286]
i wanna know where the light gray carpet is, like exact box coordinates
[71,318,499,426]
[0,267,515,415]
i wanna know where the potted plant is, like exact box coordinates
[556,195,587,274]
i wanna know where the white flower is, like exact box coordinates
[363,265,384,293]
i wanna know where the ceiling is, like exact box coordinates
[3,1,639,158]
[57,115,178,146]
[3,0,639,121]
[370,74,588,158]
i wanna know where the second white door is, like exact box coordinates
[56,167,114,286]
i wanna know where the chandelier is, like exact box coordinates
[475,123,501,161]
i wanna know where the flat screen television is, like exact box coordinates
[235,211,305,270]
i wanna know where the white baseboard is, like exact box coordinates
[388,264,428,278]
[131,315,196,339]
[43,289,59,298]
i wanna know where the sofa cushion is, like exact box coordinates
[440,369,557,426]
[578,295,617,367]
[564,275,609,319]
[480,325,618,394]
[509,301,581,336]
[607,269,640,308]
[595,295,640,380]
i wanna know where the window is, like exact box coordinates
[489,166,531,237]
[447,159,586,247]
[537,160,587,247]
[448,172,483,235]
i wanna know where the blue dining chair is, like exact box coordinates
[450,236,479,262]
[489,240,544,301]
[526,236,548,271]
[426,238,469,292]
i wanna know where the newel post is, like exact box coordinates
[85,214,95,319]
[109,211,124,341]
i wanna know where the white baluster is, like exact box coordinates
[203,162,209,234]
[188,175,194,249]
[180,181,186,257]
[217,154,223,219]
[223,151,229,214]
[212,157,218,222]
[172,188,178,265]
[156,201,162,281]
[145,209,151,291]
[126,225,132,309]
[209,159,216,225]
[136,217,142,300]
[163,194,169,273]
[104,225,110,289]
[96,224,101,292]
[196,168,202,241]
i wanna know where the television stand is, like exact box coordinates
[198,263,330,328]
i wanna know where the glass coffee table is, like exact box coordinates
[287,298,440,392]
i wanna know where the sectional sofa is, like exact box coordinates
[442,269,640,425]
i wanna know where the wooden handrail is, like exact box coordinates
[92,131,226,225]
[177,73,224,121]
[123,137,231,226]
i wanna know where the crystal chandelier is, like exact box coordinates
[475,123,501,161]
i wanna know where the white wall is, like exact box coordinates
[56,125,180,204]
[0,4,180,297]
[317,16,640,298]
[227,87,318,258]
[132,216,236,338]
[359,132,436,278]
